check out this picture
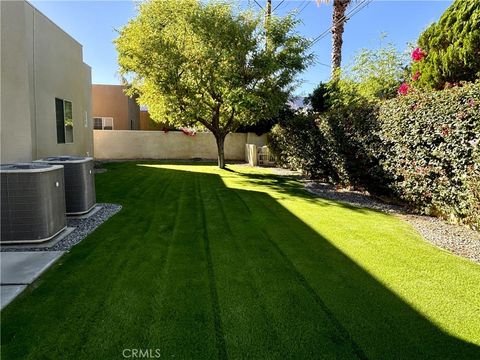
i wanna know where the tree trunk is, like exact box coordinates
[331,0,350,80]
[215,134,226,169]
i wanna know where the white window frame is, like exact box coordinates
[93,117,114,130]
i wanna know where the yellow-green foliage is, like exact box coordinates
[115,0,312,134]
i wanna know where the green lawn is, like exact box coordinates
[1,162,479,359]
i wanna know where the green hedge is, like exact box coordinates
[269,96,389,193]
[269,82,480,228]
[269,114,349,181]
[378,82,480,227]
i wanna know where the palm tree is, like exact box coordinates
[316,0,351,80]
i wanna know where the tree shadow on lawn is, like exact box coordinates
[1,163,479,359]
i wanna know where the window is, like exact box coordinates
[55,98,73,143]
[93,117,114,130]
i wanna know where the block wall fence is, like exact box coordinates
[93,130,267,161]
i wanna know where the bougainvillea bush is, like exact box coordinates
[378,81,480,227]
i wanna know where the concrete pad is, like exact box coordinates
[1,285,27,310]
[68,205,101,219]
[1,227,75,250]
[1,251,64,285]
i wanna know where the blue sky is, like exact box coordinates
[31,0,452,96]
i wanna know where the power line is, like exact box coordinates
[310,0,371,46]
[253,0,264,10]
[309,0,373,48]
[272,0,286,13]
[298,0,312,15]
[317,61,331,68]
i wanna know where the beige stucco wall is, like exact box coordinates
[0,1,92,163]
[92,85,140,130]
[1,1,34,162]
[93,131,267,161]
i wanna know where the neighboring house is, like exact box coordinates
[92,84,171,131]
[0,0,93,163]
[92,84,140,130]
[139,109,164,131]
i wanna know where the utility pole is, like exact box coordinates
[265,0,272,49]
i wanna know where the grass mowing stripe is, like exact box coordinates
[258,226,368,360]
[59,168,178,358]
[78,169,182,357]
[213,179,290,357]
[196,174,228,360]
[198,173,291,359]
[210,181,363,358]
[144,170,217,359]
[144,171,191,344]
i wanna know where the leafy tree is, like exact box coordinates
[412,0,480,89]
[115,0,311,168]
[236,105,294,136]
[344,40,409,100]
[305,82,331,112]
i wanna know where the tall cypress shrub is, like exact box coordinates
[412,0,480,89]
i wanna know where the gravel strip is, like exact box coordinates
[269,166,303,177]
[304,181,480,264]
[399,214,480,264]
[305,182,405,214]
[1,203,122,252]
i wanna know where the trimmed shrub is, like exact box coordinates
[316,98,389,193]
[269,81,480,228]
[268,113,348,181]
[378,81,480,227]
[269,83,387,193]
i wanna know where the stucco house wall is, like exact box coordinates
[1,0,92,163]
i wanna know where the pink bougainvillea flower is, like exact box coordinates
[181,127,196,137]
[412,71,421,81]
[398,82,410,95]
[411,47,426,61]
[468,99,475,107]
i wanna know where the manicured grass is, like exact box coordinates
[1,162,479,359]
